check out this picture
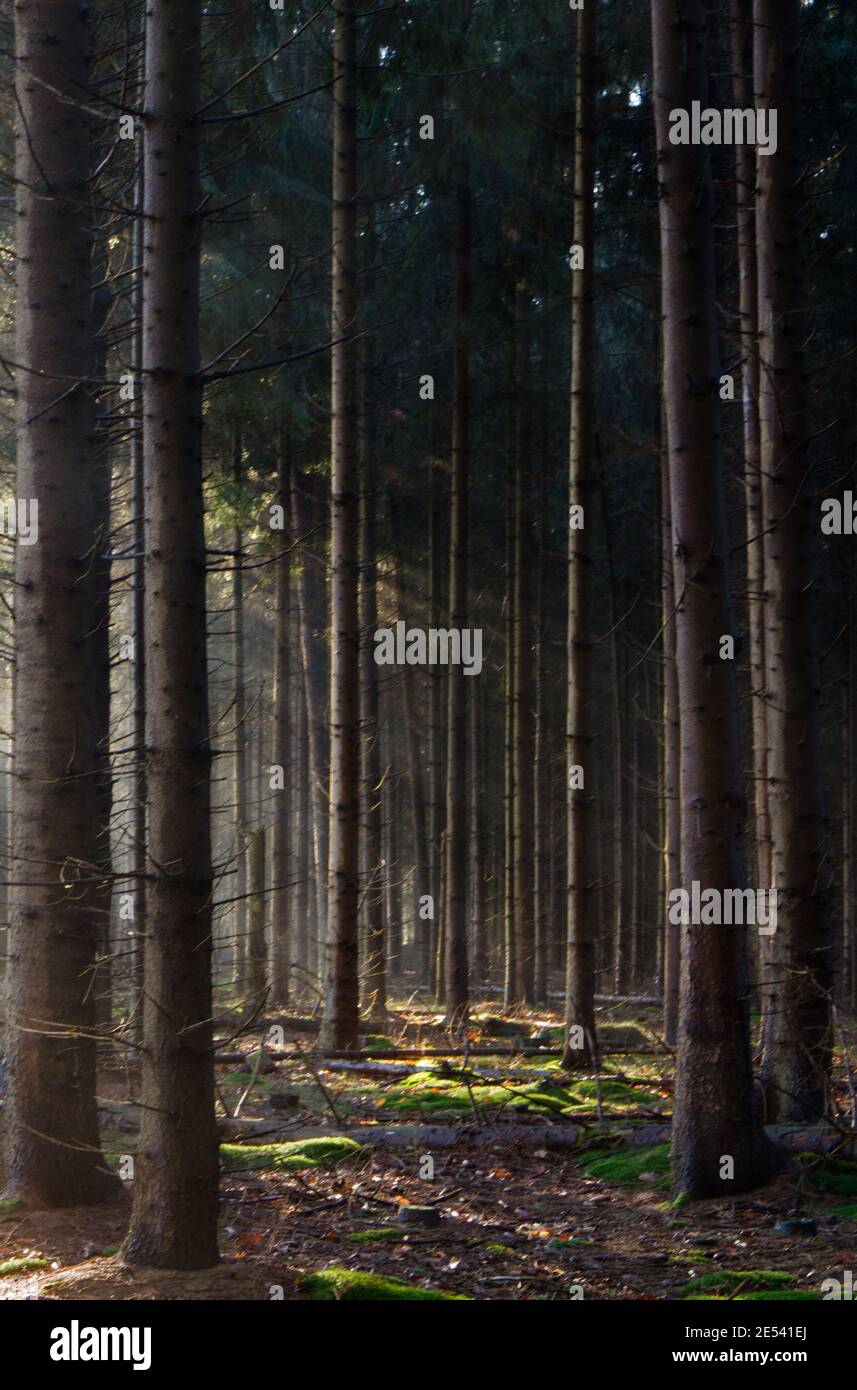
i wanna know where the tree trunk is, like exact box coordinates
[291,463,329,977]
[122,0,219,1267]
[270,431,292,1006]
[130,149,147,1042]
[426,436,446,989]
[443,174,472,1029]
[661,426,681,1047]
[231,425,248,995]
[652,0,770,1198]
[246,828,267,1004]
[4,0,117,1207]
[321,0,361,1051]
[359,326,386,1023]
[563,0,598,1069]
[512,292,535,1006]
[755,0,831,1123]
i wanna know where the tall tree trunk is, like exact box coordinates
[4,0,116,1207]
[359,332,386,1023]
[503,434,517,1009]
[130,149,147,1042]
[426,451,445,988]
[92,278,114,1031]
[270,431,292,1006]
[231,425,248,996]
[652,0,769,1198]
[755,0,831,1122]
[661,429,681,1047]
[291,463,329,977]
[468,676,485,990]
[396,563,430,985]
[563,0,597,1068]
[246,827,267,1004]
[321,0,360,1051]
[731,0,770,894]
[512,293,535,1005]
[443,174,472,1029]
[122,0,219,1267]
[533,407,550,1005]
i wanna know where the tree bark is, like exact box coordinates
[755,0,831,1122]
[4,0,117,1207]
[652,0,770,1198]
[512,291,535,1006]
[122,0,219,1267]
[660,427,681,1048]
[443,174,472,1029]
[321,0,361,1051]
[270,431,292,1006]
[359,327,386,1022]
[230,425,248,995]
[563,0,598,1069]
[291,463,329,978]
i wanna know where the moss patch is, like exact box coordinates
[342,1227,401,1245]
[578,1143,670,1189]
[219,1136,363,1172]
[801,1156,857,1199]
[377,1073,578,1118]
[681,1269,798,1298]
[0,1256,49,1277]
[0,1197,23,1218]
[302,1267,469,1301]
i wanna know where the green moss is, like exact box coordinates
[302,1267,469,1301]
[686,1290,819,1302]
[219,1136,364,1172]
[826,1203,857,1219]
[578,1143,670,1189]
[343,1227,401,1245]
[0,1256,49,1277]
[572,1079,662,1108]
[0,1197,23,1218]
[598,1021,649,1047]
[363,1035,392,1053]
[681,1270,798,1298]
[378,1073,578,1117]
[804,1157,857,1198]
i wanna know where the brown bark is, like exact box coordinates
[512,292,535,1006]
[563,1,598,1069]
[230,425,248,994]
[245,827,267,1004]
[122,0,218,1267]
[652,0,770,1198]
[270,431,292,1006]
[660,434,681,1048]
[320,0,360,1051]
[358,342,386,1022]
[291,463,329,975]
[4,0,117,1207]
[443,174,472,1029]
[730,0,770,894]
[755,0,831,1121]
[130,151,147,1042]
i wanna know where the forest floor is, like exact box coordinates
[2,1000,856,1301]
